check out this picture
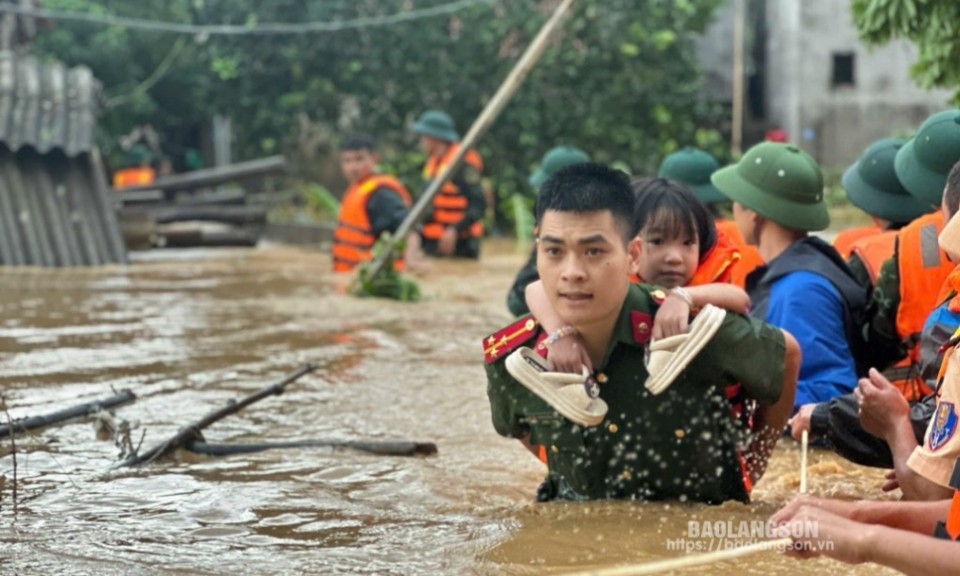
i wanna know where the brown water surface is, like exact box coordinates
[0,243,898,575]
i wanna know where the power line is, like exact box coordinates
[0,0,494,36]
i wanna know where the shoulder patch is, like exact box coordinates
[631,311,652,344]
[483,316,539,364]
[929,401,958,451]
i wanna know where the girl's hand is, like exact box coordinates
[652,293,691,340]
[545,334,592,373]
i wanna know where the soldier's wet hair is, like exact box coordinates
[632,177,717,260]
[535,163,636,243]
[946,159,960,219]
[340,133,377,152]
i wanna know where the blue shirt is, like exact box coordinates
[765,270,857,407]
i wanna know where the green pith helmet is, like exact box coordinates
[657,147,725,204]
[895,109,960,206]
[711,142,828,232]
[529,146,590,188]
[411,109,460,142]
[121,143,154,168]
[843,138,931,224]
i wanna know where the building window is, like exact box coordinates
[831,53,855,87]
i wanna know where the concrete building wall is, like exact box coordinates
[763,0,952,169]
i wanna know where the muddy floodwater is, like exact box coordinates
[0,242,898,575]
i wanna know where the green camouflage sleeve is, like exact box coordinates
[861,254,907,368]
[699,314,786,406]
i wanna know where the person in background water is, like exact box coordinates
[113,143,156,189]
[712,142,867,410]
[658,147,764,288]
[507,145,590,316]
[412,109,486,259]
[332,133,420,274]
[834,138,931,263]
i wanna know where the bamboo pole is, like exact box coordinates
[117,363,316,467]
[364,0,578,282]
[800,429,809,494]
[559,538,793,576]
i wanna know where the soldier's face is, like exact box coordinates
[536,210,633,331]
[419,135,445,155]
[340,149,377,183]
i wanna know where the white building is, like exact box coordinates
[699,0,953,169]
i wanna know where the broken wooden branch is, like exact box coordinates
[0,389,137,439]
[187,439,438,458]
[118,363,316,468]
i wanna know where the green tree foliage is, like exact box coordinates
[35,0,727,221]
[852,0,960,102]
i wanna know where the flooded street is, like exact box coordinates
[0,242,898,575]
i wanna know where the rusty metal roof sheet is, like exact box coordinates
[0,51,99,157]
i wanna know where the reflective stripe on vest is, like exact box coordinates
[715,219,764,289]
[833,224,882,260]
[897,212,954,361]
[849,230,897,285]
[935,459,960,540]
[421,144,484,240]
[332,175,411,273]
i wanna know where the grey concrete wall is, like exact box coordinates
[699,0,953,169]
[763,0,952,169]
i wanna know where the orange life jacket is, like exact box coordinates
[113,166,156,189]
[893,212,955,399]
[689,227,740,286]
[332,174,412,273]
[833,224,883,260]
[848,230,925,398]
[936,454,960,540]
[715,219,764,289]
[629,228,741,286]
[849,230,897,285]
[421,144,484,240]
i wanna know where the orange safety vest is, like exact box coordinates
[849,230,897,285]
[113,166,156,189]
[833,224,883,260]
[893,212,955,399]
[332,174,412,273]
[689,226,740,286]
[628,234,739,286]
[421,144,484,240]
[942,487,960,540]
[851,230,916,397]
[715,219,764,289]
[935,449,960,539]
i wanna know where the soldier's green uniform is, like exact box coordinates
[485,283,787,504]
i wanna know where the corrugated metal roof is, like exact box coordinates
[0,50,99,157]
[0,146,127,266]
